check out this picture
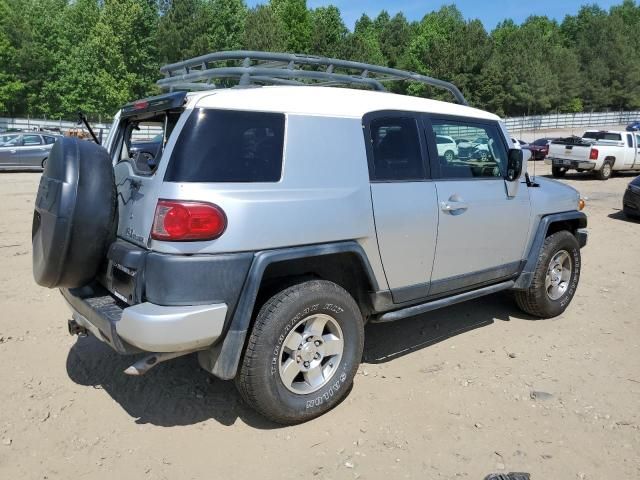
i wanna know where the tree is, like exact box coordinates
[243,4,287,52]
[342,14,385,65]
[309,6,347,58]
[0,0,23,114]
[271,0,311,52]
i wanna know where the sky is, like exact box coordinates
[246,0,623,31]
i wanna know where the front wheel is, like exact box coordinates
[236,280,364,424]
[515,231,581,318]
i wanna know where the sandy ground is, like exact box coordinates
[0,162,639,480]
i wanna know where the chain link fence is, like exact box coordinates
[3,110,639,140]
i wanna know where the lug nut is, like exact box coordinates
[304,361,310,368]
[314,340,321,346]
[314,353,321,359]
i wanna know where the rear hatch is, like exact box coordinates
[107,92,187,249]
[100,92,187,304]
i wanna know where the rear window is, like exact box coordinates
[165,109,285,183]
[583,131,621,141]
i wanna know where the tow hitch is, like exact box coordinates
[67,318,88,337]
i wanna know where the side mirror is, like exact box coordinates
[506,149,523,182]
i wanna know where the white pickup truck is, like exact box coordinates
[546,130,640,180]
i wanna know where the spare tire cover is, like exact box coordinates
[32,137,116,288]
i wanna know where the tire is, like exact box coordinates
[444,150,455,162]
[32,137,116,288]
[515,231,581,319]
[236,280,364,424]
[551,166,566,178]
[41,157,47,169]
[595,160,612,180]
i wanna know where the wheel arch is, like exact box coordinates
[198,241,379,380]
[513,211,587,290]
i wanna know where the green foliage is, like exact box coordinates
[1,0,640,119]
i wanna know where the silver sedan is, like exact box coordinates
[0,133,60,170]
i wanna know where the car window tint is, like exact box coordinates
[368,117,425,181]
[165,109,285,183]
[23,135,42,146]
[43,136,57,145]
[583,132,621,141]
[431,120,507,179]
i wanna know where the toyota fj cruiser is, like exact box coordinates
[32,51,587,424]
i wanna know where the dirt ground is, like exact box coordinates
[0,162,638,480]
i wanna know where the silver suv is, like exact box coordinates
[32,52,587,424]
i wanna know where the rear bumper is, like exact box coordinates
[62,284,227,353]
[546,157,596,170]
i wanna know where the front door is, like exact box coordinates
[18,134,46,167]
[425,116,531,296]
[0,134,22,167]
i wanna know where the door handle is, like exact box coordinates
[440,200,469,212]
[10,149,16,154]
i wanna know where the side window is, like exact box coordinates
[23,135,42,146]
[627,134,634,148]
[368,116,426,181]
[636,135,640,147]
[430,119,507,179]
[43,136,57,145]
[165,109,285,183]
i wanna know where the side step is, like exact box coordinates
[371,280,515,323]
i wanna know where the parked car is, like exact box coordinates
[456,137,493,161]
[32,51,587,424]
[0,132,60,170]
[623,176,640,219]
[526,138,556,160]
[546,130,640,180]
[626,120,640,131]
[435,134,458,161]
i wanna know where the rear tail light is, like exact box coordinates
[151,200,227,241]
[589,148,599,160]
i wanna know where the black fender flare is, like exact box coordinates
[513,211,587,290]
[199,241,379,380]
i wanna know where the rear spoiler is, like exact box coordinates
[121,91,187,118]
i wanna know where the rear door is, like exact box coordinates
[624,133,639,167]
[19,134,47,167]
[364,111,437,303]
[424,115,530,296]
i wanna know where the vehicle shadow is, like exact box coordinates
[608,209,640,223]
[65,291,531,428]
[66,337,279,429]
[540,171,638,181]
[363,291,528,364]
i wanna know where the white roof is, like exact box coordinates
[188,86,500,121]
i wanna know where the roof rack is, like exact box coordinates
[157,50,468,105]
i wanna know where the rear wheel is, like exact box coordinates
[41,157,47,169]
[515,231,581,318]
[551,166,566,178]
[595,160,612,180]
[444,150,454,162]
[236,280,364,424]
